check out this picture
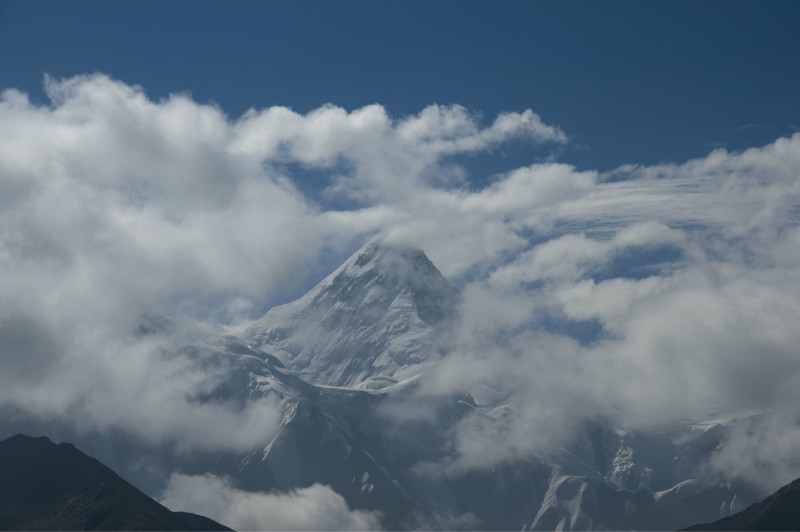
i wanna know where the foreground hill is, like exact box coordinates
[0,434,231,531]
[685,476,800,531]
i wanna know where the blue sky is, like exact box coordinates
[2,0,799,175]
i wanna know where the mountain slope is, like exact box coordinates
[244,240,461,389]
[0,434,231,531]
[224,354,752,531]
[685,476,800,531]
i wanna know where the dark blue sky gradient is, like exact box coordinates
[1,0,799,173]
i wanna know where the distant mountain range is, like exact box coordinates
[0,240,790,530]
[5,430,800,531]
[0,434,230,531]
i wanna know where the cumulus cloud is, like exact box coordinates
[231,102,565,203]
[702,412,800,493]
[487,221,684,286]
[160,473,382,531]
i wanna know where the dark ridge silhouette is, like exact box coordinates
[0,434,232,531]
[684,477,800,531]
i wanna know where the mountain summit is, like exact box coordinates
[244,240,461,389]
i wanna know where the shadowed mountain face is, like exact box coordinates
[0,434,231,531]
[685,476,800,531]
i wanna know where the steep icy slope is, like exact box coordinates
[243,240,461,389]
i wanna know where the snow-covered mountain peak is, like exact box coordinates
[316,239,459,326]
[243,239,461,389]
[341,238,436,276]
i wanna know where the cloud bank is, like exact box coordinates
[0,73,564,451]
[1,73,800,492]
[160,474,382,531]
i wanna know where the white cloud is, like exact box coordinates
[160,473,382,531]
[702,412,800,494]
[232,102,564,204]
[395,105,566,154]
[371,136,800,477]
